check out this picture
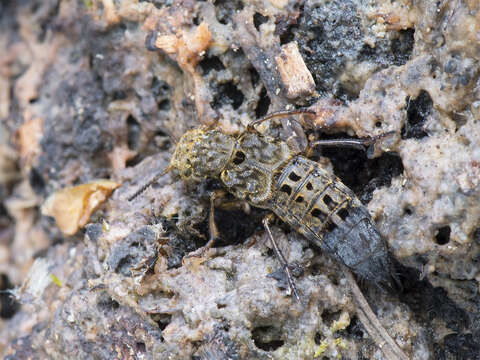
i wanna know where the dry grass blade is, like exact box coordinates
[344,268,409,360]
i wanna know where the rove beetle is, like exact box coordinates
[129,109,398,299]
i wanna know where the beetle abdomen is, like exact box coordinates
[272,156,396,287]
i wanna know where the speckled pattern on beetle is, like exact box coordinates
[168,126,398,290]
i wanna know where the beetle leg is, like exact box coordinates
[310,138,375,150]
[185,190,221,259]
[263,215,300,301]
[216,199,251,213]
[308,131,395,158]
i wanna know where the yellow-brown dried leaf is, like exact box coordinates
[41,180,120,236]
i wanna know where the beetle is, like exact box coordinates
[130,109,398,299]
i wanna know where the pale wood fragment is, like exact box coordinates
[275,42,316,99]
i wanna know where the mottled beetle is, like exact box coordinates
[131,110,398,299]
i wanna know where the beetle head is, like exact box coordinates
[170,129,235,182]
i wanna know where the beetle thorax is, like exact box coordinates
[170,129,235,182]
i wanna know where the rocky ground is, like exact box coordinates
[1,0,479,359]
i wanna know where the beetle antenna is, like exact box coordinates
[158,128,178,144]
[167,131,178,144]
[128,166,172,201]
[247,108,316,132]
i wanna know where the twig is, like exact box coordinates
[344,268,409,360]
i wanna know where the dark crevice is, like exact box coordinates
[213,0,244,25]
[275,11,300,45]
[125,155,142,168]
[279,29,296,45]
[359,43,375,58]
[314,331,324,345]
[29,167,46,195]
[395,260,469,335]
[333,82,358,102]
[401,90,432,139]
[435,226,451,245]
[198,55,225,75]
[151,77,171,112]
[338,316,365,340]
[151,77,171,97]
[404,205,414,215]
[157,99,170,111]
[473,227,480,245]
[255,87,270,118]
[249,67,260,86]
[212,206,263,247]
[136,342,146,353]
[265,248,274,257]
[191,184,265,249]
[321,309,341,327]
[253,12,269,31]
[317,133,404,204]
[0,274,19,319]
[192,15,200,26]
[390,29,415,66]
[277,22,297,45]
[360,152,404,204]
[126,115,141,150]
[251,326,284,351]
[151,313,172,334]
[211,82,244,110]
